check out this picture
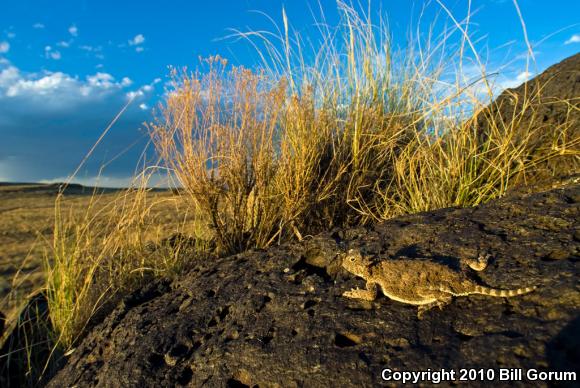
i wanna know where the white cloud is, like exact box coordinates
[121,77,132,86]
[128,34,145,46]
[515,50,540,60]
[38,173,170,188]
[487,70,535,93]
[135,46,144,53]
[564,34,580,45]
[515,71,533,82]
[79,44,102,52]
[0,41,10,53]
[39,175,133,188]
[6,72,73,97]
[68,25,78,37]
[0,66,20,88]
[142,78,163,92]
[139,103,148,110]
[33,23,45,29]
[87,72,119,89]
[0,61,153,184]
[1,64,134,102]
[44,46,62,60]
[447,62,537,99]
[78,45,104,59]
[126,90,144,100]
[125,78,159,101]
[57,40,71,48]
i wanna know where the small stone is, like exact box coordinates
[227,330,239,340]
[496,354,508,365]
[304,249,329,268]
[384,337,410,348]
[567,193,580,203]
[546,249,569,260]
[513,345,531,359]
[164,353,178,367]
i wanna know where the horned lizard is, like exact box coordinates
[342,249,536,319]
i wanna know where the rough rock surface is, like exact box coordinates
[48,184,579,387]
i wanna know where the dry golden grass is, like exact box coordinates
[0,183,213,386]
[150,60,287,253]
[0,185,208,343]
[0,186,91,320]
[149,1,579,255]
[45,184,211,350]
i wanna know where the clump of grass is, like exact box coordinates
[150,59,287,253]
[377,71,580,218]
[151,1,578,253]
[150,5,429,251]
[3,124,210,386]
[44,177,210,353]
[0,180,210,386]
[0,291,59,388]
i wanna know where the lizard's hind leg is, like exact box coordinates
[417,291,453,320]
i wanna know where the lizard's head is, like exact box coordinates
[342,249,372,277]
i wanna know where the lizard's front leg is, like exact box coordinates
[343,281,378,301]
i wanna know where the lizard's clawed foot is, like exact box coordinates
[342,288,360,298]
[466,253,491,271]
[417,304,435,320]
[417,298,451,319]
[343,288,375,301]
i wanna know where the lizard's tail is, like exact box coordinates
[474,285,537,297]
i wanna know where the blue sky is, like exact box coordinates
[0,0,578,186]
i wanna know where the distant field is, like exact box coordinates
[0,183,199,322]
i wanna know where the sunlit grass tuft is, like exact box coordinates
[150,1,578,252]
[44,184,209,351]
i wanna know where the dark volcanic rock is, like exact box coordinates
[48,184,580,387]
